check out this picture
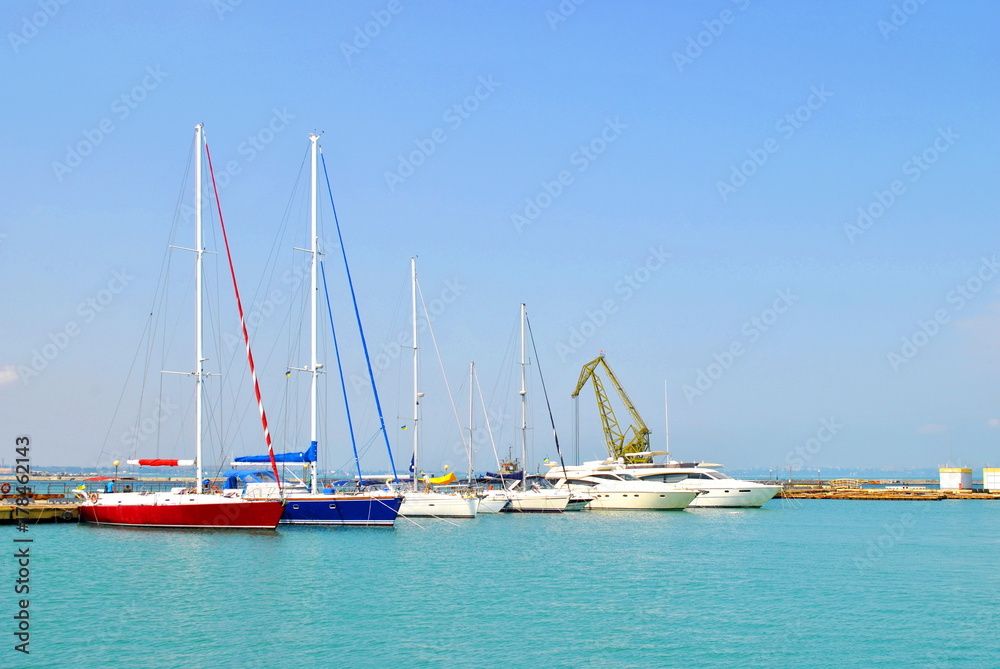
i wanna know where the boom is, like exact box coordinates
[571,354,651,462]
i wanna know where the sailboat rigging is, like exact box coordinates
[80,124,284,529]
[232,133,402,525]
[501,304,583,513]
[396,258,480,518]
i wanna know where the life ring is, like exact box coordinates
[0,482,10,494]
[89,493,99,503]
[211,486,220,494]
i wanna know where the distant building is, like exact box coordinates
[939,467,972,491]
[983,468,1000,493]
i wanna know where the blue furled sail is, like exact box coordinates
[235,441,318,464]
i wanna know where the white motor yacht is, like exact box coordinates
[545,463,700,510]
[619,455,780,508]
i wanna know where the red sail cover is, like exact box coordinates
[131,459,192,467]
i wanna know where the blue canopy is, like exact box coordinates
[234,440,318,464]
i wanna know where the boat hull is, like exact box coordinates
[623,466,782,508]
[279,494,402,526]
[583,487,698,510]
[565,490,594,511]
[399,492,479,518]
[503,490,570,513]
[476,496,508,513]
[79,492,284,529]
[685,484,780,508]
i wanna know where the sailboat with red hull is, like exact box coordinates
[80,124,284,529]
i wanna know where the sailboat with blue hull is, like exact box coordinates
[232,443,401,526]
[236,133,402,526]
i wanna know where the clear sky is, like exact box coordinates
[1,0,997,476]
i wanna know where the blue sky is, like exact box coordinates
[1,0,998,475]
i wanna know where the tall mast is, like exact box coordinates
[468,361,475,483]
[664,380,670,460]
[308,134,320,493]
[194,123,204,494]
[411,257,419,491]
[519,303,527,485]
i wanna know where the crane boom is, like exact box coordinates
[571,354,651,461]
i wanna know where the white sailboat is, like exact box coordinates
[467,361,509,513]
[397,258,479,519]
[502,303,574,513]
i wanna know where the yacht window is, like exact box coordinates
[640,474,686,483]
[619,473,639,481]
[592,474,619,481]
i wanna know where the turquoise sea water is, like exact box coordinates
[6,499,1000,668]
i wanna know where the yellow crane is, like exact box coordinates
[571,353,651,462]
